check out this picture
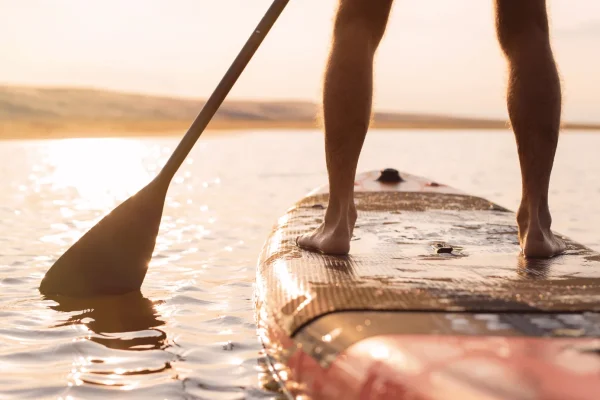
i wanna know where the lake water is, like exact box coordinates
[0,130,599,399]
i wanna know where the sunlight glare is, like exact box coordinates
[44,138,154,211]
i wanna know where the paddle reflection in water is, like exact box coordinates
[47,291,166,351]
[41,291,177,393]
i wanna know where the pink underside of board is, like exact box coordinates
[286,335,600,400]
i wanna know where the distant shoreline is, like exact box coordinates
[1,119,599,140]
[2,85,599,140]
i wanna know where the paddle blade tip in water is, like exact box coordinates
[40,178,169,297]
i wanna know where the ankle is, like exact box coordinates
[322,199,356,231]
[518,200,552,232]
[326,192,352,211]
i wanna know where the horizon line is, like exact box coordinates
[2,82,600,126]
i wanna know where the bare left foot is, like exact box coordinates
[296,201,357,255]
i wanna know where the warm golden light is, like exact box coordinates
[273,259,313,314]
[42,138,155,210]
[2,1,599,122]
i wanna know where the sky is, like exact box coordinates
[2,0,600,122]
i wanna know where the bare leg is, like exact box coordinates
[495,0,566,258]
[297,0,394,255]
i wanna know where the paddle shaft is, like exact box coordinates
[161,0,290,180]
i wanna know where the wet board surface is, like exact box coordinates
[256,170,600,400]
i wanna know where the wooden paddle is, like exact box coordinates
[40,0,290,297]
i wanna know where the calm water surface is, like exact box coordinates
[0,130,599,399]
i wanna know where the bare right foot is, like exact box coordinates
[517,204,566,258]
[296,201,357,255]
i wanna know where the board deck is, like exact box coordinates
[256,169,600,400]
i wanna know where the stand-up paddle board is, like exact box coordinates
[256,168,600,400]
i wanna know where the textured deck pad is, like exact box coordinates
[257,191,600,336]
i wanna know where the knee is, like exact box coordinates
[495,1,551,58]
[334,0,393,46]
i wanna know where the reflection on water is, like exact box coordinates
[0,131,598,399]
[48,291,166,351]
[46,292,170,392]
[42,138,156,210]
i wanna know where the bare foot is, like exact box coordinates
[517,205,566,258]
[296,201,357,255]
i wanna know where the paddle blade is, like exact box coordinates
[40,178,169,297]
